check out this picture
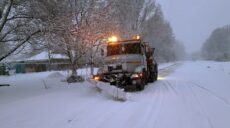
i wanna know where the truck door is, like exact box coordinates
[141,44,147,70]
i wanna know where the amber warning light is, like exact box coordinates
[93,76,100,81]
[108,36,118,42]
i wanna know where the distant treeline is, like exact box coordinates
[201,25,230,61]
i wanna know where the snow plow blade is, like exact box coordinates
[88,79,129,101]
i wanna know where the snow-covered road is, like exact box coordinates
[0,61,230,128]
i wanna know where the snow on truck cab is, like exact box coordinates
[93,36,158,91]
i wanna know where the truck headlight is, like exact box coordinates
[131,74,139,79]
[93,76,100,81]
[131,73,143,79]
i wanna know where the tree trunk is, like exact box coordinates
[90,66,94,76]
[71,65,77,76]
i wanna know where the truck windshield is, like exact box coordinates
[107,43,141,56]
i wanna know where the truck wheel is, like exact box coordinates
[149,72,154,83]
[154,65,158,81]
[143,70,148,85]
[137,79,145,91]
[110,81,116,85]
[154,70,158,81]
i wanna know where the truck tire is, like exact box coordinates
[137,79,145,91]
[143,69,148,85]
[153,66,158,81]
[154,71,157,81]
[149,71,154,83]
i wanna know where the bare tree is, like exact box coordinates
[109,0,155,37]
[142,5,183,62]
[0,0,43,62]
[33,0,116,77]
[0,0,185,68]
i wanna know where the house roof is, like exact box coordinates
[25,51,68,61]
[1,51,69,63]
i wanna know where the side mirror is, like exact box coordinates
[101,48,104,56]
[151,48,155,54]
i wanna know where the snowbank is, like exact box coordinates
[1,61,230,128]
[46,72,65,78]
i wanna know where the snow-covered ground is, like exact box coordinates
[0,61,230,128]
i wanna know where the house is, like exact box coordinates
[2,51,70,74]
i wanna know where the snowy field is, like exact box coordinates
[0,61,230,128]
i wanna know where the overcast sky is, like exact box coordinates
[156,0,230,53]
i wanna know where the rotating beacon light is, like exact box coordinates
[108,36,118,42]
[132,35,141,40]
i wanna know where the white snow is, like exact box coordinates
[47,72,65,78]
[25,51,69,61]
[0,61,230,128]
[88,79,129,101]
[1,51,69,63]
[2,51,69,63]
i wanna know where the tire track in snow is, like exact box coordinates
[158,63,180,72]
[158,80,198,128]
[190,82,230,106]
[92,82,165,128]
[74,63,181,128]
[188,84,215,128]
[160,79,216,128]
[136,83,165,128]
[160,80,196,128]
[158,62,182,78]
[89,82,172,127]
[161,80,194,118]
[64,63,179,128]
[153,62,229,128]
[163,80,180,96]
[91,63,180,128]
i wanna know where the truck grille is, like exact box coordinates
[108,65,122,72]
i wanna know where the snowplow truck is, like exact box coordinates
[94,38,158,91]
